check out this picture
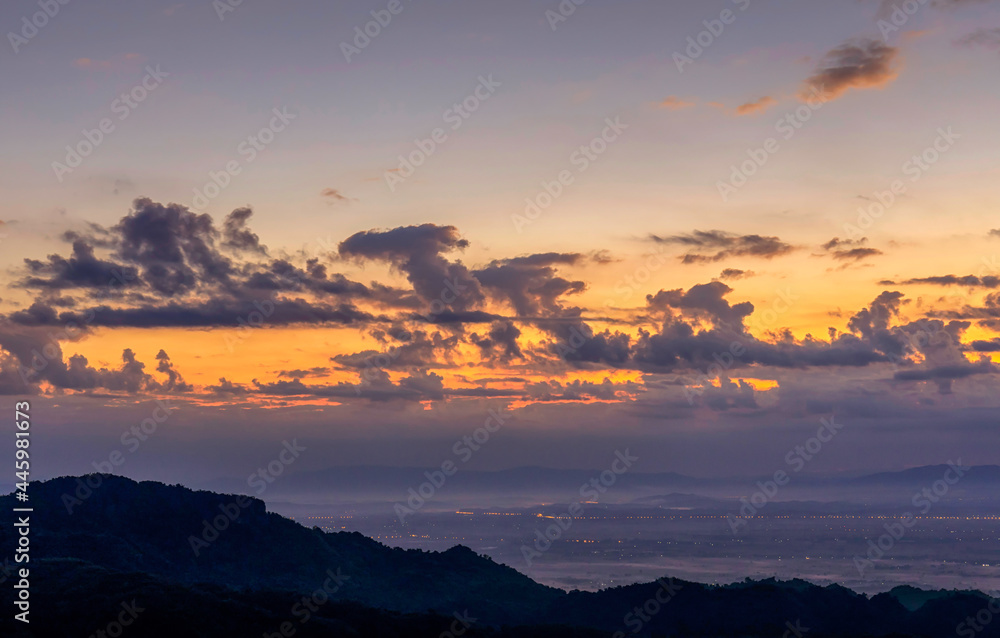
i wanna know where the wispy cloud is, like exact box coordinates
[800,38,900,101]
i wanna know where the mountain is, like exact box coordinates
[1,475,997,637]
[198,463,1000,502]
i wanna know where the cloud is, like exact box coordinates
[10,298,381,329]
[880,274,1000,288]
[332,330,460,371]
[718,268,755,281]
[321,188,356,204]
[658,96,695,110]
[470,321,524,361]
[957,27,1000,52]
[72,53,144,71]
[970,338,1000,352]
[647,282,754,330]
[800,38,900,101]
[473,253,586,317]
[894,360,998,394]
[0,322,190,395]
[735,96,777,115]
[523,378,643,403]
[990,229,1000,238]
[650,230,796,264]
[874,0,999,21]
[21,240,137,291]
[222,208,267,254]
[277,367,331,379]
[115,198,235,296]
[8,204,998,405]
[820,237,883,262]
[339,224,485,312]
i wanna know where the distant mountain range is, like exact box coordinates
[1,475,998,637]
[194,463,1000,510]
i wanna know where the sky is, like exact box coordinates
[2,0,1000,483]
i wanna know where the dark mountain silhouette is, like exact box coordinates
[1,475,997,637]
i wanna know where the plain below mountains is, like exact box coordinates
[1,475,997,637]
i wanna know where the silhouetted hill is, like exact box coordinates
[1,475,997,637]
[0,475,558,624]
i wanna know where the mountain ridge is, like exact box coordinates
[2,474,998,637]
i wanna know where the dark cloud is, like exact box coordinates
[278,367,331,379]
[881,275,1000,288]
[252,369,517,403]
[894,360,998,393]
[701,377,759,411]
[21,240,136,291]
[832,247,883,261]
[9,298,380,329]
[8,200,424,331]
[801,39,899,101]
[332,331,460,371]
[207,377,249,396]
[846,290,908,357]
[523,378,643,403]
[549,321,632,367]
[470,321,524,361]
[650,230,795,264]
[631,288,904,373]
[818,236,883,264]
[115,198,234,296]
[0,323,189,395]
[718,269,754,281]
[222,208,267,254]
[934,292,1000,322]
[339,224,485,312]
[647,282,754,330]
[155,349,192,392]
[971,338,1000,352]
[473,253,586,317]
